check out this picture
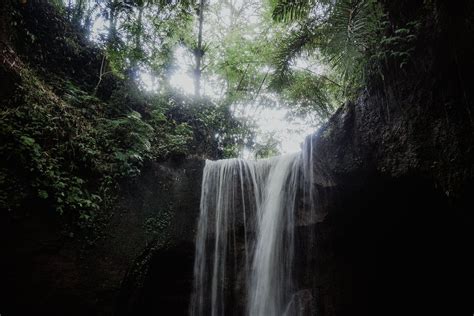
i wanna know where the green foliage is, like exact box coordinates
[254,134,280,159]
[68,0,195,81]
[96,111,154,178]
[0,68,103,226]
[279,70,337,117]
[0,59,201,237]
[163,94,254,158]
[51,0,420,158]
[198,103,253,158]
[148,110,194,158]
[271,0,386,100]
[370,20,420,71]
[144,211,172,235]
[272,0,319,22]
[57,0,332,153]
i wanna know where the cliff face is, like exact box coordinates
[309,100,474,315]
[0,158,203,315]
[308,1,474,314]
[115,158,204,316]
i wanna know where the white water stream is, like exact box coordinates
[191,137,316,316]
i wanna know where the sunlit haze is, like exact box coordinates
[163,53,319,156]
[91,0,322,157]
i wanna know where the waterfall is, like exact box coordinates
[191,137,316,316]
[248,154,300,316]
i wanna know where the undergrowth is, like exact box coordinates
[0,60,238,245]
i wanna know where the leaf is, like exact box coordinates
[38,190,49,199]
[20,136,36,146]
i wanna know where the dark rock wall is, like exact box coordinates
[308,1,474,314]
[115,159,204,316]
[0,158,203,316]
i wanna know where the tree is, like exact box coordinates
[194,0,205,96]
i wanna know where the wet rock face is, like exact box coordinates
[311,176,473,316]
[117,241,196,316]
[0,158,204,316]
[115,158,204,316]
[308,1,474,314]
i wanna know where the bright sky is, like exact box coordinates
[239,106,317,155]
[156,47,318,155]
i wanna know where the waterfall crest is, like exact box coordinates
[191,137,316,316]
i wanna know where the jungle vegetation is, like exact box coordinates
[0,0,421,238]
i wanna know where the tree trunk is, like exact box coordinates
[131,4,144,78]
[108,0,118,48]
[194,0,205,97]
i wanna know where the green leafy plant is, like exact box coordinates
[270,0,386,101]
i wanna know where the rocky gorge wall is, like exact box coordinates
[0,158,204,315]
[307,1,474,314]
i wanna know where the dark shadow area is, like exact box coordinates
[140,243,195,315]
[117,241,196,316]
[316,175,474,316]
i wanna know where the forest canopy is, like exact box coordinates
[0,0,420,236]
[52,0,400,155]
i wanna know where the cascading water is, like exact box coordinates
[191,137,316,316]
[248,154,299,316]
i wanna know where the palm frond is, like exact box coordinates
[271,0,384,109]
[283,71,335,118]
[145,0,196,8]
[319,0,382,91]
[272,0,315,22]
[270,20,321,89]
